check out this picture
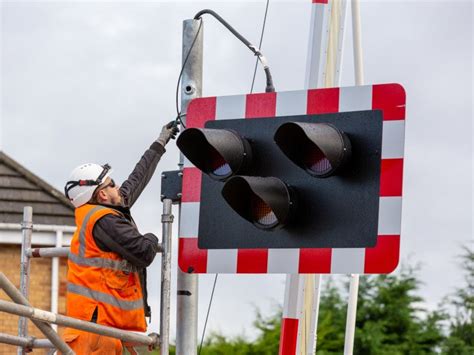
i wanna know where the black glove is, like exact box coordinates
[157,120,180,147]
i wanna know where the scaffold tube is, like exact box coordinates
[27,247,69,258]
[0,273,73,354]
[0,299,158,348]
[0,333,54,349]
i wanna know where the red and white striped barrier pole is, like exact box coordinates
[279,275,305,355]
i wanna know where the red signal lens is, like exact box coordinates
[209,149,231,177]
[251,194,278,227]
[303,146,332,175]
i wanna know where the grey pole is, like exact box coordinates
[18,206,33,355]
[178,18,203,168]
[160,198,173,354]
[0,273,74,354]
[176,18,202,355]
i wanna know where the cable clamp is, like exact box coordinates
[249,45,261,56]
[161,214,174,223]
[21,221,33,230]
[257,54,269,68]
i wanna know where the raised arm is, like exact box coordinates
[119,121,179,207]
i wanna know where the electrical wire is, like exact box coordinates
[175,18,203,128]
[250,0,270,94]
[197,2,271,353]
[198,274,218,355]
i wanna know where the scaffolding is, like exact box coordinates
[0,205,170,354]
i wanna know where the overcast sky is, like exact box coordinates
[1,0,472,342]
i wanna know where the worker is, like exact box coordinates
[62,121,179,354]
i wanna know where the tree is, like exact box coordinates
[190,308,282,355]
[315,267,445,354]
[315,278,346,354]
[442,245,474,354]
[354,267,445,354]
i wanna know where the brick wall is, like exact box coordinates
[0,244,68,354]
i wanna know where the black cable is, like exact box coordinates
[195,8,275,92]
[175,18,203,128]
[198,274,218,355]
[250,0,270,94]
[175,112,186,127]
[194,9,254,52]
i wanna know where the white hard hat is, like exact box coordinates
[64,163,113,208]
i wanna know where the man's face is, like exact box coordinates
[96,177,122,206]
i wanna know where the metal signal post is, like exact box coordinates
[175,18,203,355]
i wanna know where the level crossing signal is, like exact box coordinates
[177,84,405,274]
[178,108,383,250]
[179,121,354,232]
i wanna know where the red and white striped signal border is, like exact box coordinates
[178,83,406,274]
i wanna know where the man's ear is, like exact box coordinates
[97,189,108,203]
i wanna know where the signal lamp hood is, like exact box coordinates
[221,175,295,230]
[177,128,253,181]
[274,122,351,177]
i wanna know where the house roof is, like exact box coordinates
[0,151,75,226]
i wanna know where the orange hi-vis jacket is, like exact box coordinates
[66,204,146,332]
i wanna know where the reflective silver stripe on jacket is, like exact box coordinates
[71,205,137,273]
[79,205,107,257]
[67,283,143,311]
[68,252,137,273]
